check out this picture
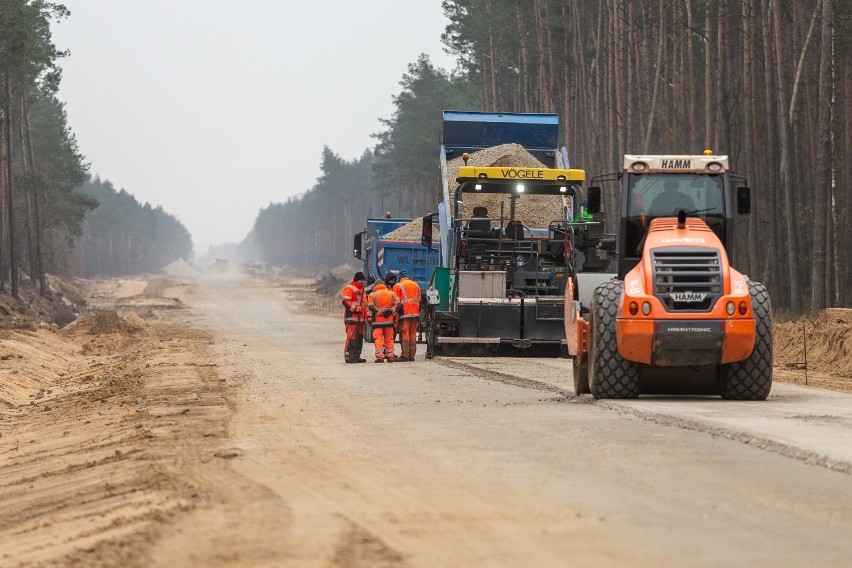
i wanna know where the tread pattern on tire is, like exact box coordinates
[590,280,640,399]
[719,281,773,400]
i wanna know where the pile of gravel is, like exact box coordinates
[382,217,440,242]
[384,144,566,242]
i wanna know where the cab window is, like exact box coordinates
[625,174,724,256]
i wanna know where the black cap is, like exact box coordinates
[384,272,397,284]
[354,271,365,281]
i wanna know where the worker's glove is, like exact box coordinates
[352,305,362,313]
[381,308,393,317]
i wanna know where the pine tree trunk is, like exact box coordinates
[811,0,834,310]
[4,77,17,298]
[643,1,666,151]
[742,2,760,279]
[770,0,801,310]
[20,91,45,295]
[759,0,779,300]
[516,6,530,113]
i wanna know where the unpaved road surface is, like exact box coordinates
[2,274,852,567]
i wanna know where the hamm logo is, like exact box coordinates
[671,291,707,302]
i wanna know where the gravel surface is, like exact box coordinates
[383,143,567,242]
[4,275,852,567]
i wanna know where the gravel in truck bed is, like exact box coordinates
[383,144,567,242]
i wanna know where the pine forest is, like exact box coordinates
[0,1,849,316]
[257,0,850,315]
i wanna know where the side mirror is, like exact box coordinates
[736,186,751,215]
[587,186,602,214]
[353,232,363,259]
[421,214,433,248]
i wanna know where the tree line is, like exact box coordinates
[69,177,192,277]
[0,1,90,297]
[252,58,479,269]
[438,0,850,315]
[254,148,383,268]
[258,0,848,315]
[0,1,192,296]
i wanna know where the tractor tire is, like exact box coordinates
[589,280,640,399]
[573,357,590,394]
[718,281,773,400]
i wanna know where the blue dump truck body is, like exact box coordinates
[440,110,561,166]
[353,218,439,291]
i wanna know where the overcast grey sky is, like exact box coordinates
[50,1,455,257]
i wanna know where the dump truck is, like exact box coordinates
[566,152,772,400]
[353,216,440,344]
[353,216,439,290]
[422,111,587,357]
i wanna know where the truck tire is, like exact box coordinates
[425,310,436,360]
[718,281,773,400]
[573,357,590,394]
[589,280,640,399]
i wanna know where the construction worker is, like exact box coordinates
[392,270,422,361]
[382,271,400,347]
[341,271,368,363]
[649,178,695,217]
[368,274,399,363]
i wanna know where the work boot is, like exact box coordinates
[387,358,394,363]
[374,358,384,363]
[356,358,367,363]
[397,356,409,362]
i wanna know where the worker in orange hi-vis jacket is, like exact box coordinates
[341,271,368,364]
[368,274,399,363]
[392,270,422,361]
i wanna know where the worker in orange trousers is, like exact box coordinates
[368,274,399,363]
[341,271,368,363]
[393,270,422,361]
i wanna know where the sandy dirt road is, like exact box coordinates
[2,274,852,567]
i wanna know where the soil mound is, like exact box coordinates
[61,310,143,336]
[162,258,201,277]
[314,273,344,296]
[0,276,84,329]
[774,308,852,377]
